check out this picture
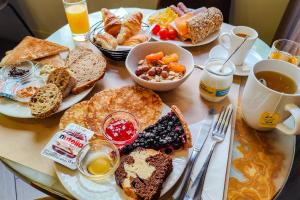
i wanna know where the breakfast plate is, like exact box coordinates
[54,104,189,200]
[0,86,94,118]
[209,45,263,76]
[151,29,220,47]
[146,5,222,47]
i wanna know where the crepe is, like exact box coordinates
[34,54,66,68]
[59,101,89,130]
[0,36,68,66]
[86,86,163,135]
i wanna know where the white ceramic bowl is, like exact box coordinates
[126,42,195,91]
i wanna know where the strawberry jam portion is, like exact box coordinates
[105,119,137,143]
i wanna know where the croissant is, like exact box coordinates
[94,33,118,50]
[101,8,121,37]
[117,12,143,45]
[122,34,149,46]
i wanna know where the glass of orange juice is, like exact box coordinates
[63,0,90,41]
[269,39,300,66]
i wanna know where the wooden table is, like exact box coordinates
[1,8,291,200]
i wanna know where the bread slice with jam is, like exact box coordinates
[121,105,192,155]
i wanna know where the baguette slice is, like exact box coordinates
[0,36,68,66]
[29,83,62,118]
[69,51,106,94]
[47,68,76,98]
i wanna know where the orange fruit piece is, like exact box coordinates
[145,51,164,63]
[168,62,186,73]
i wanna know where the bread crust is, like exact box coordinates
[29,83,62,118]
[67,48,107,94]
[71,67,106,94]
[171,105,192,148]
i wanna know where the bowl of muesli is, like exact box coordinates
[126,42,194,91]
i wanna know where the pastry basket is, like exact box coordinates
[87,20,150,61]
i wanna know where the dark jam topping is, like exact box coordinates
[105,119,137,142]
[8,67,29,78]
[121,112,185,154]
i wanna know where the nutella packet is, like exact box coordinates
[41,123,94,170]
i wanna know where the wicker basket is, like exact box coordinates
[87,20,150,61]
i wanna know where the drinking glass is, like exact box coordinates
[269,39,300,66]
[63,0,90,41]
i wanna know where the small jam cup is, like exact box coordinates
[76,139,120,181]
[102,111,140,147]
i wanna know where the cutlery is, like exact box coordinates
[173,108,215,200]
[184,104,234,200]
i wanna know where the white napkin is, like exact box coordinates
[188,119,233,200]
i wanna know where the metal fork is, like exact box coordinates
[184,104,234,200]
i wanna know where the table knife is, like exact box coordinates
[173,109,215,200]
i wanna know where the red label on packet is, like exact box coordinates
[41,123,94,170]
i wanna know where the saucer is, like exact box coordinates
[209,45,263,76]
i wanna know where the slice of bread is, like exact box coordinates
[68,50,106,94]
[47,68,76,98]
[0,36,68,66]
[115,148,173,200]
[65,46,92,67]
[29,83,62,118]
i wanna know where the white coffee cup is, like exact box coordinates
[219,26,258,66]
[241,59,300,135]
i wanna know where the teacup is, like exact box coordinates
[241,59,300,135]
[219,26,258,66]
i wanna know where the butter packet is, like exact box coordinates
[41,123,94,170]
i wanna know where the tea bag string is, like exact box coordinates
[220,36,249,73]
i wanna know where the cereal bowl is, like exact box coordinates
[125,42,194,91]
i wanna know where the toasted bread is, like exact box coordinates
[29,83,62,118]
[0,36,68,66]
[34,54,66,68]
[47,68,76,98]
[68,49,106,94]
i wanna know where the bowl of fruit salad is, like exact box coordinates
[126,42,194,91]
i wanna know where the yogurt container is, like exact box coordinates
[199,58,235,102]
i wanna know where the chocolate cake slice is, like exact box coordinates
[121,105,192,155]
[115,148,173,200]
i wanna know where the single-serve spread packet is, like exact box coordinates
[41,123,94,170]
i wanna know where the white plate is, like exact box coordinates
[209,45,263,76]
[55,104,189,200]
[0,86,94,118]
[151,29,220,47]
[147,8,220,47]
